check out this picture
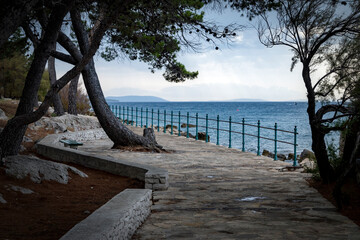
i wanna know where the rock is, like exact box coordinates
[262,150,286,160]
[5,184,34,194]
[181,132,195,138]
[165,124,177,130]
[23,136,33,143]
[0,108,8,120]
[4,155,88,184]
[300,158,316,170]
[181,123,196,128]
[288,153,294,160]
[262,150,271,157]
[277,153,287,161]
[19,145,26,153]
[0,193,6,204]
[45,107,55,117]
[197,132,210,142]
[300,149,316,162]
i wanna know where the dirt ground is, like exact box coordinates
[0,100,144,239]
[0,163,144,240]
[307,177,360,227]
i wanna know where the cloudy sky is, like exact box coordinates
[58,8,308,102]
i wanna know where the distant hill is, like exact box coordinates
[229,98,266,102]
[106,95,168,102]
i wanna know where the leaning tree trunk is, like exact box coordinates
[303,62,335,183]
[68,74,80,115]
[0,0,73,157]
[70,9,163,151]
[82,60,163,151]
[48,56,65,115]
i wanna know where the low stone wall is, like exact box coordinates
[60,189,152,240]
[36,129,168,191]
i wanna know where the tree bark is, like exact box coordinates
[0,0,73,157]
[82,59,163,151]
[68,74,80,115]
[48,55,65,115]
[70,9,163,151]
[303,61,336,183]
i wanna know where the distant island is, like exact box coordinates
[106,95,169,102]
[227,98,265,102]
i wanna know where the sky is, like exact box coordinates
[57,7,308,102]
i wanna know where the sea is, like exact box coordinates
[106,101,329,156]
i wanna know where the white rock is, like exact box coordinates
[0,108,7,120]
[4,155,88,184]
[5,184,34,194]
[0,193,6,204]
[300,158,316,170]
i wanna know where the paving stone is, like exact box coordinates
[80,126,360,240]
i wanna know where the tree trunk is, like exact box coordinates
[48,56,64,116]
[333,120,360,209]
[0,0,73,157]
[68,74,80,115]
[69,9,164,151]
[302,61,335,183]
[81,60,163,151]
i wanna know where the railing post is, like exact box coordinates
[123,106,125,123]
[195,113,198,140]
[118,106,122,122]
[146,108,148,128]
[242,118,245,152]
[163,110,166,133]
[257,120,260,156]
[136,107,138,127]
[274,123,278,160]
[141,107,143,127]
[127,106,129,125]
[114,105,117,117]
[293,126,298,167]
[186,112,189,138]
[131,107,134,126]
[171,111,173,135]
[157,109,160,132]
[178,111,181,136]
[205,114,209,143]
[229,116,232,148]
[151,109,154,129]
[216,115,219,145]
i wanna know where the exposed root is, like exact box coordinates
[111,144,171,153]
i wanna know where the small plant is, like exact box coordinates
[327,140,342,171]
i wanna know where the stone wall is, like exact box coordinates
[36,129,169,191]
[60,189,152,240]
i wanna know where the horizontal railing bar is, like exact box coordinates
[110,105,299,150]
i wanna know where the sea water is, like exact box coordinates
[106,101,315,155]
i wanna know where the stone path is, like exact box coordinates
[80,126,360,240]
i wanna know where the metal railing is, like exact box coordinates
[109,105,299,166]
